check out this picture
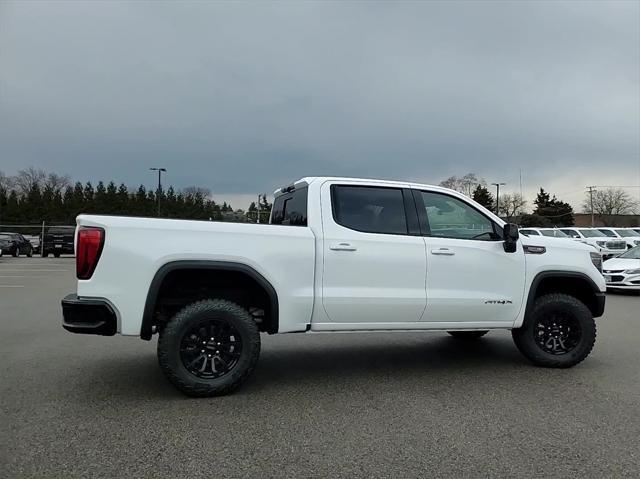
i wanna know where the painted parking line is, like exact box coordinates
[0,276,54,279]
[0,285,25,288]
[0,269,69,272]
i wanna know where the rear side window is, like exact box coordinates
[271,187,308,226]
[331,185,408,235]
[520,229,539,236]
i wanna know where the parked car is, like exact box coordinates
[0,234,14,257]
[559,228,626,258]
[23,235,41,254]
[41,226,75,257]
[602,246,640,292]
[0,232,33,257]
[596,227,640,249]
[62,176,606,397]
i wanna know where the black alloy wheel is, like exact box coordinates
[180,319,243,379]
[533,313,581,355]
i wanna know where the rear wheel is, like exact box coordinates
[447,330,489,339]
[53,252,60,258]
[42,252,49,258]
[12,247,19,257]
[157,299,261,397]
[512,293,595,368]
[26,247,33,258]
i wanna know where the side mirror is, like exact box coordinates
[503,223,519,253]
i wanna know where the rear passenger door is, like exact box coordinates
[320,181,427,325]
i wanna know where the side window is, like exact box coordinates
[520,229,539,236]
[271,187,308,226]
[419,191,498,240]
[331,185,408,235]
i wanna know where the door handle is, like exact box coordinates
[431,247,455,256]
[330,242,357,251]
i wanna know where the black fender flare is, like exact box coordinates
[525,270,605,319]
[140,260,279,340]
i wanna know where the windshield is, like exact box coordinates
[540,230,569,238]
[579,229,603,238]
[597,229,617,237]
[618,246,640,259]
[616,229,637,237]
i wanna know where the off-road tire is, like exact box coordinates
[158,299,261,397]
[512,293,596,368]
[447,330,489,339]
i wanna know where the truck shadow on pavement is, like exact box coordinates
[70,335,532,400]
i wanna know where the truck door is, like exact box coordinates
[414,189,526,325]
[320,181,427,324]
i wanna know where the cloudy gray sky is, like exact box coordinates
[1,0,639,209]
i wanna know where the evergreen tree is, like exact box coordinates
[472,185,495,212]
[533,188,574,226]
[83,182,95,211]
[94,181,107,213]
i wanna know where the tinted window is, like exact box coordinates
[520,229,539,236]
[271,187,308,226]
[597,229,617,237]
[560,229,580,238]
[47,227,74,234]
[579,229,602,238]
[419,191,497,240]
[540,230,568,238]
[331,185,408,235]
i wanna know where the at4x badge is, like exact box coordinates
[484,300,513,305]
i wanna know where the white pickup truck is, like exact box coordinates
[62,177,606,397]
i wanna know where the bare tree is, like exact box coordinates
[439,173,485,197]
[582,188,639,224]
[498,193,527,220]
[44,173,71,194]
[182,186,211,198]
[0,171,14,192]
[13,167,46,196]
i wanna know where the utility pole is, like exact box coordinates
[149,168,167,217]
[492,182,506,215]
[586,186,597,227]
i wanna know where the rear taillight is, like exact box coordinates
[76,227,105,280]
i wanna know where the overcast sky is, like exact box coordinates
[1,0,639,209]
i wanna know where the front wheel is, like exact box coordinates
[12,248,19,257]
[157,299,261,397]
[26,247,33,257]
[447,330,489,339]
[512,293,596,368]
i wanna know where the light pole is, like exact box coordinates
[586,186,597,227]
[492,182,506,215]
[149,168,167,217]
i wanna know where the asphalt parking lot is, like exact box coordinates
[1,257,639,478]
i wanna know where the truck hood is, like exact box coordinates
[602,258,640,271]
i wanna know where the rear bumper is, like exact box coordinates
[45,244,74,253]
[61,294,117,336]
